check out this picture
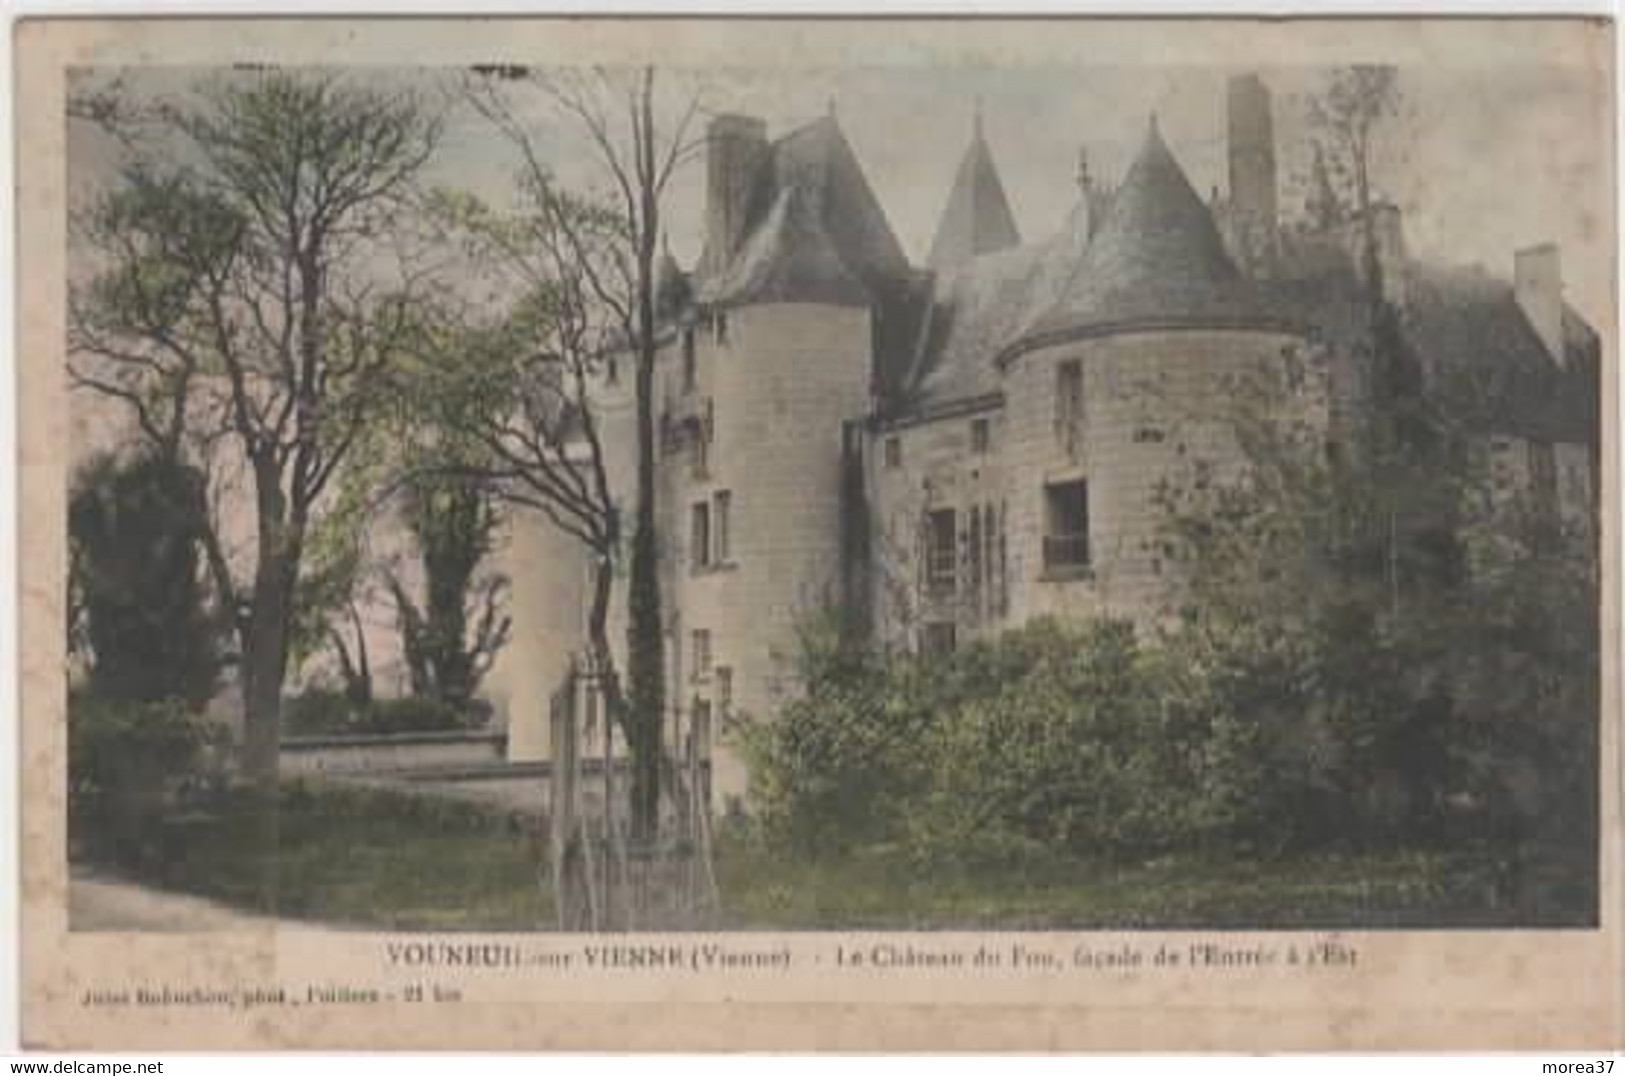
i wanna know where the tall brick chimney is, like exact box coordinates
[1226,73,1278,275]
[699,113,768,279]
[1515,243,1565,368]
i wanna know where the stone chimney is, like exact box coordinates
[1226,73,1278,275]
[1515,243,1565,368]
[699,113,768,279]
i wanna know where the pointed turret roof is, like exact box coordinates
[1006,117,1274,359]
[698,185,871,308]
[927,109,1022,271]
[699,114,911,309]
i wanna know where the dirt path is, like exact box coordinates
[69,871,335,932]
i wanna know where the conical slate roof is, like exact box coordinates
[699,114,910,309]
[1008,117,1271,358]
[698,185,871,308]
[927,114,1021,271]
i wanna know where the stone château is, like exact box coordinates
[495,73,1600,807]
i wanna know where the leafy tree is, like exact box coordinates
[1158,348,1598,895]
[68,450,220,708]
[386,473,511,711]
[69,71,443,791]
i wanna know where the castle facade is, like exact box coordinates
[494,74,1600,808]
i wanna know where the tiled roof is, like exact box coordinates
[904,228,1082,410]
[701,115,911,309]
[1403,262,1598,444]
[697,186,871,308]
[1006,118,1275,358]
[927,120,1022,272]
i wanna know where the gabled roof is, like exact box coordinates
[1403,263,1599,444]
[701,114,912,309]
[1005,118,1275,360]
[927,116,1022,272]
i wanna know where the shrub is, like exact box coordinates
[744,615,1214,867]
[355,695,470,735]
[68,692,225,865]
[283,690,491,737]
[737,614,925,858]
[283,687,358,737]
[910,619,1210,866]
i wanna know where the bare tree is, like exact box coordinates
[1306,65,1400,295]
[69,71,443,792]
[461,65,702,840]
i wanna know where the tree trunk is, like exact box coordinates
[240,528,297,790]
[624,67,666,842]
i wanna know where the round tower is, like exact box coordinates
[997,117,1306,627]
[674,114,904,806]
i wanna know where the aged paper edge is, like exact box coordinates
[14,15,1623,1052]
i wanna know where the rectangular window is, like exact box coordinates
[885,436,902,469]
[926,507,957,593]
[920,622,957,656]
[691,420,709,480]
[714,311,729,345]
[971,418,990,454]
[715,666,733,714]
[691,629,712,681]
[1055,359,1083,454]
[690,698,713,764]
[983,503,1001,613]
[691,501,711,570]
[583,681,600,750]
[1043,479,1091,572]
[967,503,984,595]
[682,328,697,390]
[713,489,732,563]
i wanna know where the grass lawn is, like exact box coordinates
[79,779,552,931]
[712,838,1579,930]
[75,780,1584,931]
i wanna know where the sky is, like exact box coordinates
[436,62,1613,327]
[70,57,1613,332]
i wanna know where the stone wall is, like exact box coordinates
[863,326,1318,649]
[497,302,872,808]
[866,400,1007,653]
[1000,327,1313,627]
[663,303,872,804]
[491,504,593,763]
[280,729,507,776]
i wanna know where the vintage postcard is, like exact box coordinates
[15,15,1621,1050]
